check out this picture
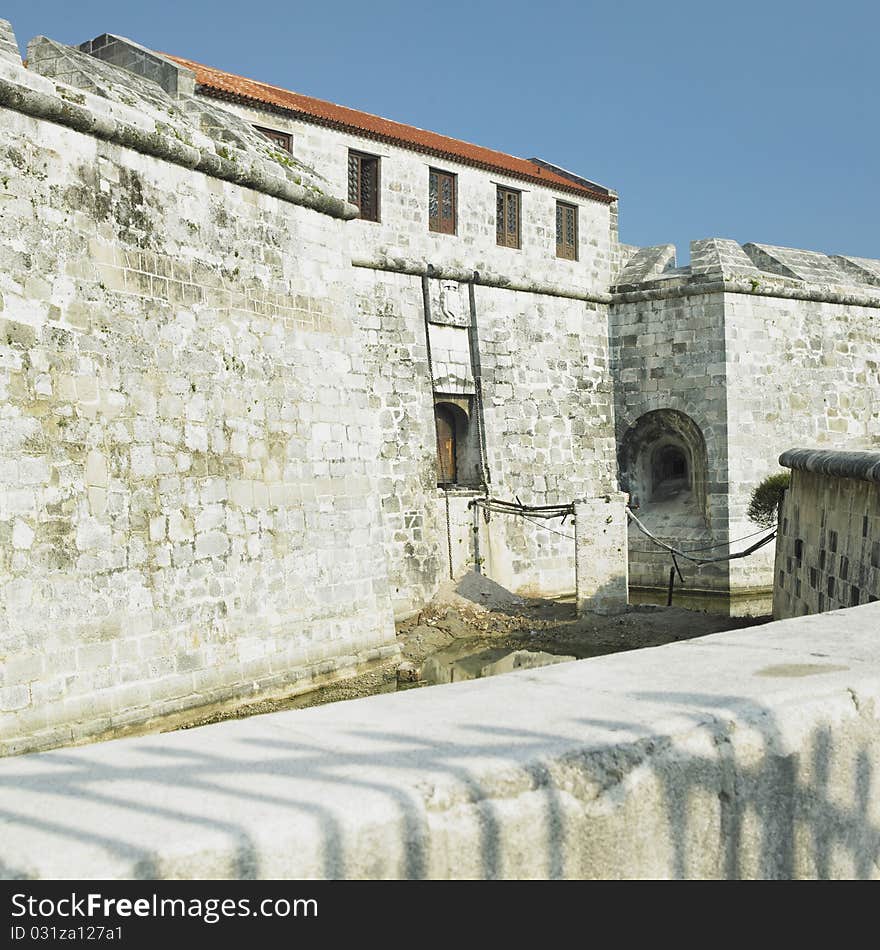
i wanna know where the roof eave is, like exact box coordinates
[195,84,616,205]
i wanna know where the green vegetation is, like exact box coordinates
[747,472,791,527]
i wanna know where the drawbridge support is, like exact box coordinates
[574,493,629,615]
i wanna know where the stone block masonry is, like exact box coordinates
[0,41,396,755]
[774,449,880,619]
[354,266,619,615]
[575,493,629,613]
[4,16,880,760]
[611,238,880,616]
[0,23,626,754]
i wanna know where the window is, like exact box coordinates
[496,186,521,248]
[429,169,457,234]
[556,201,578,260]
[348,150,380,221]
[254,126,292,153]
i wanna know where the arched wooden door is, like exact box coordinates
[435,405,457,484]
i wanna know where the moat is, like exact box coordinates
[171,573,770,732]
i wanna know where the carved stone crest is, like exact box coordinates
[429,278,470,327]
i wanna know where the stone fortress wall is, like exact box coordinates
[0,31,402,754]
[153,53,622,615]
[0,25,624,753]
[774,449,880,619]
[611,240,879,615]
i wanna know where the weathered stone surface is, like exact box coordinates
[0,19,20,64]
[774,452,880,618]
[2,21,879,759]
[779,448,880,484]
[575,493,629,613]
[610,239,880,615]
[0,603,878,880]
[615,244,678,286]
[0,28,624,752]
[0,69,394,755]
[7,35,353,219]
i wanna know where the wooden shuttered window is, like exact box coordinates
[348,150,380,221]
[254,126,292,153]
[429,169,457,234]
[496,186,521,248]
[556,201,578,260]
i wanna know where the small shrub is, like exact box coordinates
[747,472,791,527]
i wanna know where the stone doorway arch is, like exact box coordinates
[619,409,709,522]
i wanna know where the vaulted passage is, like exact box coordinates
[619,409,709,519]
[652,444,689,501]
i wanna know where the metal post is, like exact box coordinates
[472,500,482,575]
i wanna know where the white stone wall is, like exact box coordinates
[612,238,880,616]
[575,493,629,613]
[724,293,879,599]
[209,100,616,295]
[774,456,880,619]
[610,291,732,601]
[354,267,618,615]
[206,101,621,612]
[0,104,396,754]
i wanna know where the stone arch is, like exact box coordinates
[619,409,709,521]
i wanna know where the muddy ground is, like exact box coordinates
[177,574,770,731]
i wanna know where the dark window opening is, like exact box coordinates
[429,169,456,234]
[496,186,521,248]
[556,201,578,260]
[254,126,292,153]
[348,150,380,221]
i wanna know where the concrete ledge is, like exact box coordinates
[1,604,879,879]
[779,448,880,484]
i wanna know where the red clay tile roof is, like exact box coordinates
[163,53,614,204]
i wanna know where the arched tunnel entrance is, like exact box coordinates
[618,409,727,609]
[619,409,709,520]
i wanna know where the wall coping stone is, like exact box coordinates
[0,32,356,220]
[779,448,880,484]
[612,274,880,309]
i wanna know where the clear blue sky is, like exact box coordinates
[4,1,878,263]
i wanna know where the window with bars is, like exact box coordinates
[495,186,520,247]
[254,126,292,153]
[348,150,380,221]
[556,201,578,260]
[496,186,521,248]
[428,169,457,234]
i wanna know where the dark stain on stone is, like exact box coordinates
[755,663,849,678]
